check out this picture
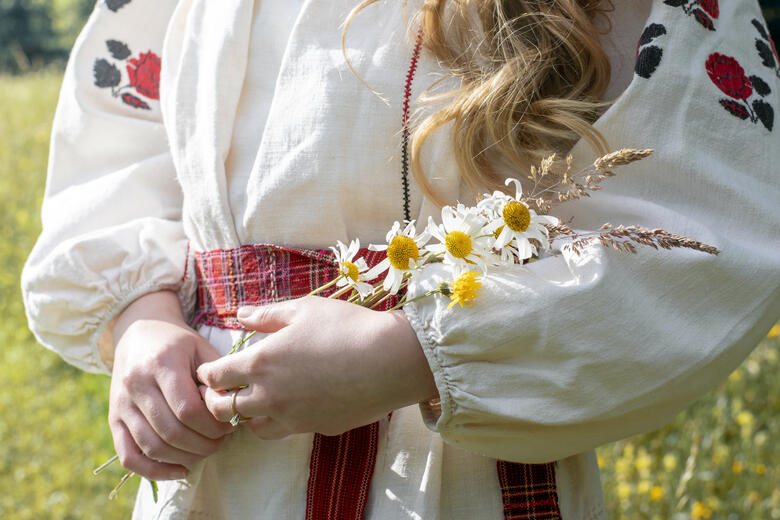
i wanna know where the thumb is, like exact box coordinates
[236,301,293,333]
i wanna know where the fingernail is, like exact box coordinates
[176,470,188,479]
[237,306,255,320]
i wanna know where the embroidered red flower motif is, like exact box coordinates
[127,51,161,100]
[706,53,752,99]
[698,0,718,19]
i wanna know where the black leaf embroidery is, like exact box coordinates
[636,46,664,79]
[719,99,750,120]
[121,93,150,110]
[691,9,715,31]
[751,19,768,40]
[105,0,132,12]
[755,39,777,69]
[753,99,774,131]
[639,23,667,46]
[663,0,687,6]
[106,40,131,60]
[93,59,121,88]
[748,75,771,97]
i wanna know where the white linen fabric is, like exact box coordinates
[21,0,780,518]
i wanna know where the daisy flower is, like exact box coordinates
[366,221,430,295]
[330,239,374,299]
[483,178,559,261]
[425,204,494,275]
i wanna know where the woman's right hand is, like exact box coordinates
[108,290,234,481]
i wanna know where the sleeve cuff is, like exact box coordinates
[403,299,454,432]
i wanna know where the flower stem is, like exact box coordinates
[307,275,343,296]
[108,471,135,500]
[369,290,398,310]
[229,330,257,354]
[388,289,440,311]
[93,454,119,475]
[328,284,352,300]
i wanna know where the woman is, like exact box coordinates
[21,0,779,518]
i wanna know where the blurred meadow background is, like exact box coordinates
[1,1,778,519]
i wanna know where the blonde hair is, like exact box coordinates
[344,0,612,207]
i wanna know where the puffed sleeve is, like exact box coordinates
[21,0,195,375]
[404,1,780,463]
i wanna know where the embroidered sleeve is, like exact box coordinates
[404,0,780,463]
[21,0,195,375]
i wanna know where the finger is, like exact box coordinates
[113,420,188,481]
[123,405,204,467]
[134,385,226,456]
[246,416,292,440]
[236,300,295,333]
[196,346,258,390]
[193,333,224,366]
[201,385,255,423]
[157,368,234,439]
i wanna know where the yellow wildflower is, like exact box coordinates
[637,480,651,494]
[662,453,677,471]
[735,411,754,426]
[733,460,744,474]
[768,323,780,339]
[691,501,713,519]
[615,458,630,476]
[756,463,766,475]
[650,486,664,501]
[447,271,482,309]
[617,482,632,500]
[635,451,652,472]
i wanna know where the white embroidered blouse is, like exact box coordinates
[21,0,780,518]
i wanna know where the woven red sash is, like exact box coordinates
[194,243,561,519]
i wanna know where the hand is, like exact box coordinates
[108,290,234,481]
[196,296,438,439]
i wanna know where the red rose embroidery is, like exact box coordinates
[698,0,718,19]
[127,51,161,100]
[706,53,752,99]
[706,50,774,132]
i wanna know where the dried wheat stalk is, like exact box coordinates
[523,148,653,214]
[546,223,720,257]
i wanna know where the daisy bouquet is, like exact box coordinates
[301,148,719,313]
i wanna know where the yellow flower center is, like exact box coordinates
[503,201,531,232]
[445,231,472,258]
[340,261,360,282]
[386,235,419,270]
[448,271,482,309]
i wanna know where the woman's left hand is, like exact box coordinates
[196,296,438,439]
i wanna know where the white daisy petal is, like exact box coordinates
[505,177,523,200]
[365,258,390,280]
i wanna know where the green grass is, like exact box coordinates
[0,71,777,519]
[0,70,137,519]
